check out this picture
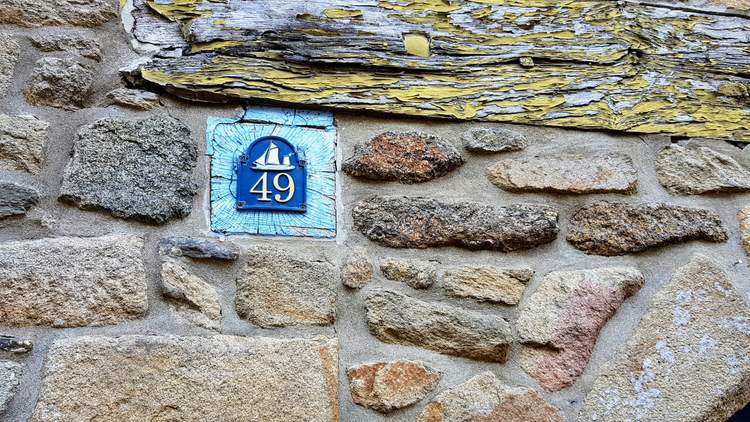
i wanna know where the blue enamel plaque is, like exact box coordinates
[236,136,307,212]
[208,106,336,238]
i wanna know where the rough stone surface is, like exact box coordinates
[443,266,532,305]
[0,113,48,174]
[161,260,221,331]
[0,235,147,327]
[0,182,40,219]
[341,247,373,289]
[158,237,239,261]
[59,116,197,224]
[0,336,32,354]
[416,372,563,422]
[23,57,94,110]
[0,361,22,415]
[656,144,750,194]
[517,267,644,391]
[487,152,638,194]
[567,202,727,256]
[0,33,19,97]
[235,246,336,328]
[347,360,440,413]
[353,196,559,251]
[0,0,117,27]
[365,289,512,362]
[343,131,463,183]
[30,34,102,61]
[380,258,437,289]
[578,255,750,422]
[106,88,161,110]
[462,127,528,153]
[738,206,750,256]
[31,335,339,422]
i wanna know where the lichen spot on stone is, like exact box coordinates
[403,33,430,57]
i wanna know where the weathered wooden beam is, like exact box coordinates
[130,0,750,140]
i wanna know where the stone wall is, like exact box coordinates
[1,1,750,421]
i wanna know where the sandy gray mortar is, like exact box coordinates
[416,371,563,422]
[353,196,559,251]
[365,289,512,362]
[0,113,48,174]
[0,182,40,219]
[567,202,728,256]
[235,246,336,328]
[343,131,463,183]
[24,57,94,110]
[30,335,339,422]
[462,127,527,153]
[0,0,117,27]
[158,237,239,260]
[0,235,147,327]
[656,144,750,194]
[59,115,198,225]
[577,255,750,422]
[487,152,638,194]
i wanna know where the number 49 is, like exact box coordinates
[250,172,295,203]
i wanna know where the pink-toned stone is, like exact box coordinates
[347,360,440,413]
[416,372,562,422]
[516,267,643,391]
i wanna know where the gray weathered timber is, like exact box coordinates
[131,0,750,140]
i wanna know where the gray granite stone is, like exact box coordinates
[59,116,197,224]
[24,57,94,110]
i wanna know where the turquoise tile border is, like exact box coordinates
[207,106,336,238]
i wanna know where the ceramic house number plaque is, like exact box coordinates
[207,107,336,238]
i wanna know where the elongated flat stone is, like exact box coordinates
[578,255,750,422]
[158,237,239,261]
[462,127,527,153]
[0,235,147,327]
[443,266,532,305]
[31,335,339,422]
[365,289,512,362]
[567,202,727,256]
[517,267,644,391]
[235,246,336,328]
[353,196,558,251]
[738,206,750,256]
[0,182,39,219]
[487,152,638,194]
[0,336,32,354]
[343,132,463,183]
[416,372,563,422]
[656,144,750,194]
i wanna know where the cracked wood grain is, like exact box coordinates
[130,0,750,140]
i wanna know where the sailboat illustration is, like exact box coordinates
[252,141,295,171]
